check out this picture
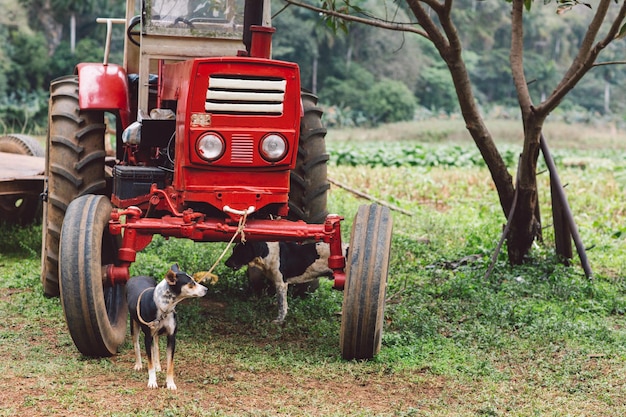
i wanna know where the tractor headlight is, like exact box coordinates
[260,134,288,162]
[197,132,225,161]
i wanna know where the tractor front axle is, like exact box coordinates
[105,207,346,289]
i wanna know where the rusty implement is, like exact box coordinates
[0,150,45,225]
[0,151,45,197]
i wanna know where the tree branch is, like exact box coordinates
[282,0,430,39]
[539,0,626,113]
[288,0,515,217]
[600,1,626,44]
[419,0,444,13]
[406,0,449,50]
[407,0,516,216]
[510,0,532,118]
[328,177,413,216]
[593,60,626,67]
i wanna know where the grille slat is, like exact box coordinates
[206,76,286,115]
[206,90,284,103]
[231,134,254,164]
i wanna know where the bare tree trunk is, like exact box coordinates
[406,0,516,218]
[506,0,542,263]
[312,53,318,94]
[407,0,535,264]
[37,0,64,56]
[70,13,76,54]
[604,79,610,114]
[507,133,542,263]
[506,0,626,262]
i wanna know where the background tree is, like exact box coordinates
[17,0,100,55]
[5,0,626,132]
[272,0,424,125]
[1,0,124,131]
[284,0,626,264]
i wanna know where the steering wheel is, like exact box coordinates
[127,15,141,47]
[173,17,195,28]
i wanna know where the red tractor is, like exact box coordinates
[40,0,392,360]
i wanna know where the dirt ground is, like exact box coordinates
[0,364,431,416]
[0,294,432,417]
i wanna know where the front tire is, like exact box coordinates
[59,194,126,357]
[340,204,393,360]
[41,75,106,297]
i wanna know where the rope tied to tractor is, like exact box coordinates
[136,207,252,331]
[193,206,254,285]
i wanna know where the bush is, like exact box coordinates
[319,64,375,111]
[47,38,120,84]
[5,30,49,93]
[364,79,417,125]
[0,29,49,132]
[415,63,459,113]
[0,90,48,134]
[328,141,520,168]
[320,65,417,127]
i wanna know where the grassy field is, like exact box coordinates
[1,119,626,416]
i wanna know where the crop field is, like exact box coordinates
[1,119,626,416]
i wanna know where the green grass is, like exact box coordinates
[1,119,626,415]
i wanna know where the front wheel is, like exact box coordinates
[59,194,126,357]
[340,204,393,360]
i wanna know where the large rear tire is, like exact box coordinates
[41,75,106,297]
[59,194,126,357]
[288,91,329,295]
[0,134,44,225]
[340,204,393,360]
[288,90,329,224]
[248,91,330,297]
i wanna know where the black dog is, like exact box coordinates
[126,264,208,390]
[225,241,344,323]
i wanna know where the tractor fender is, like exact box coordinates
[76,63,131,129]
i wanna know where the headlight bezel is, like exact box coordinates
[259,133,288,162]
[196,132,226,162]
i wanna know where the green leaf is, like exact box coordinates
[556,4,573,14]
[616,23,626,40]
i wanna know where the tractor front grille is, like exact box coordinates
[231,134,254,164]
[206,75,286,115]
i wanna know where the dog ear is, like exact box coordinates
[253,241,270,259]
[165,268,178,285]
[240,242,260,261]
